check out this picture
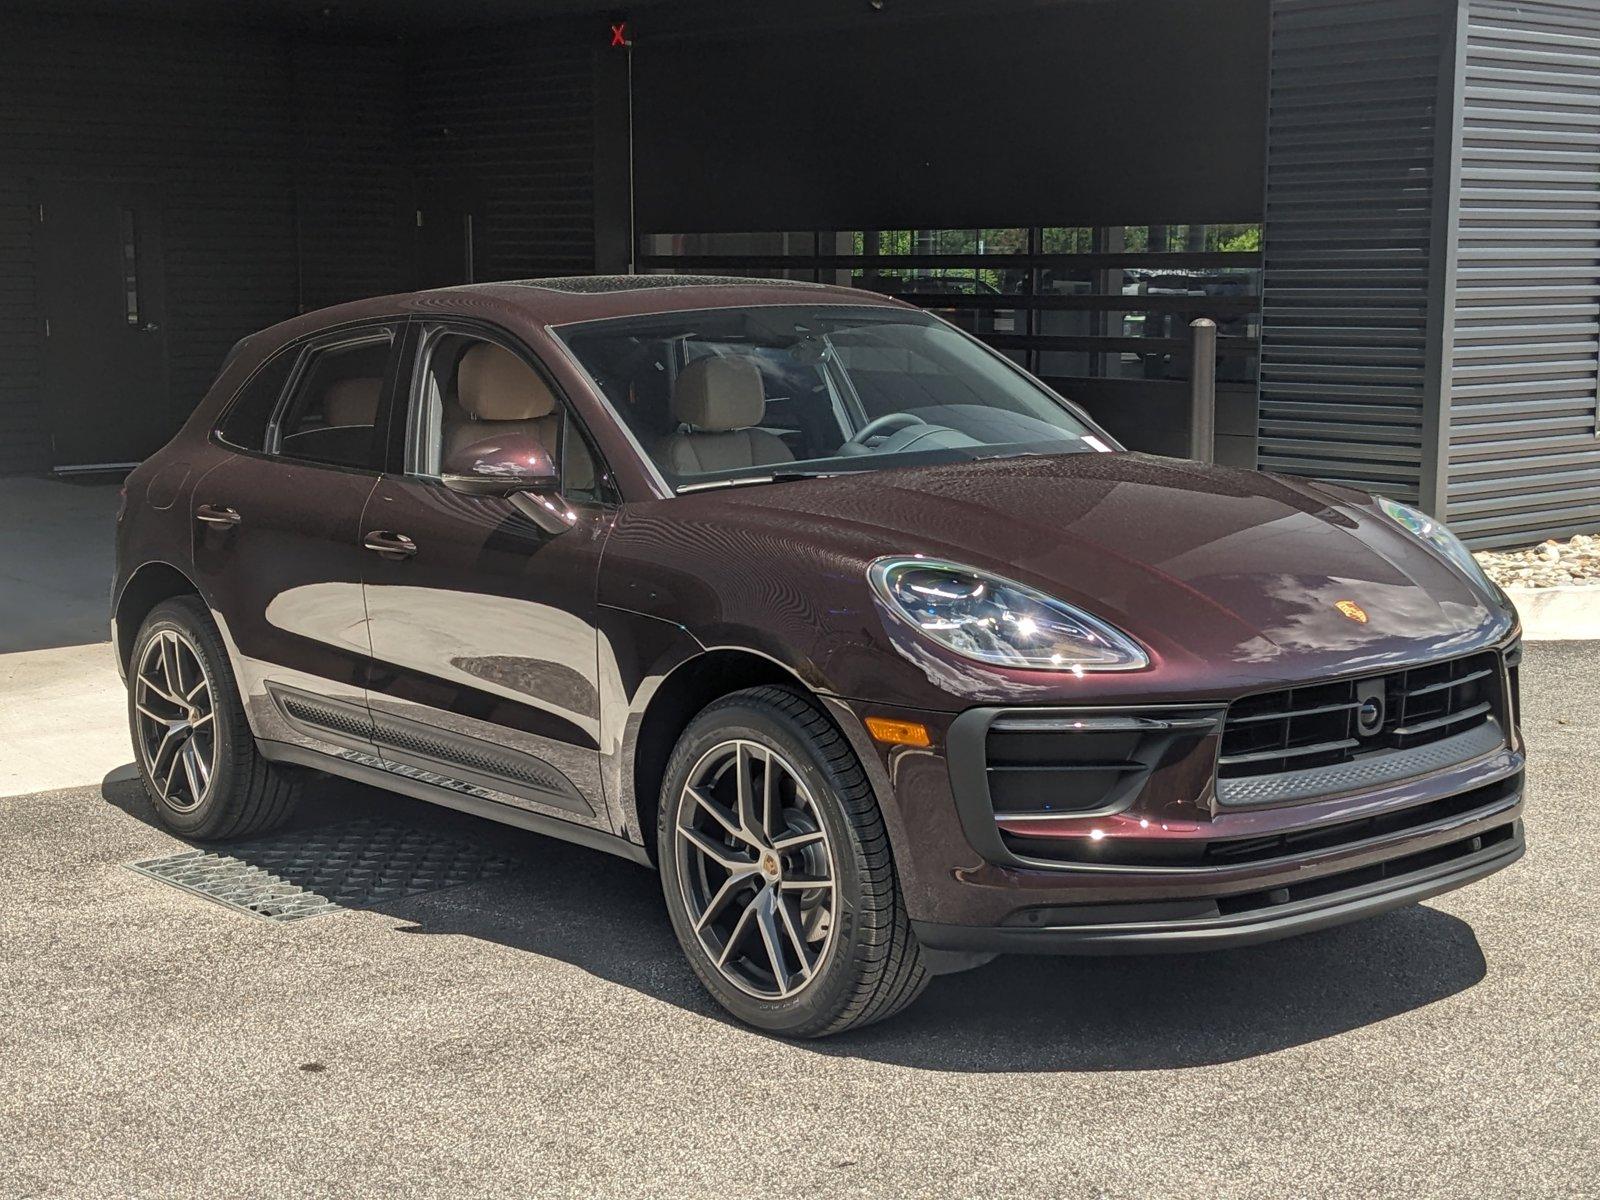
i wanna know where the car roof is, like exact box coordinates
[232,275,915,368]
[462,274,912,324]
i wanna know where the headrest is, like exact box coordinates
[671,356,765,432]
[323,377,381,427]
[458,343,557,421]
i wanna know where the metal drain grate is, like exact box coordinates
[129,819,521,922]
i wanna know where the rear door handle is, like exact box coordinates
[363,530,417,560]
[195,503,241,527]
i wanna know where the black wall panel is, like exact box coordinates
[633,0,1269,234]
[0,180,45,470]
[0,16,411,472]
[408,25,597,281]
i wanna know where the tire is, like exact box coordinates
[658,686,928,1037]
[127,595,300,841]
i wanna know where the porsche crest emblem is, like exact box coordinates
[1335,599,1369,624]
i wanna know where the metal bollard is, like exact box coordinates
[1189,317,1217,464]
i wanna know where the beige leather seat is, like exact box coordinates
[658,356,793,475]
[323,377,382,427]
[444,342,594,490]
[445,343,560,463]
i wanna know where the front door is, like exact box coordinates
[360,324,613,828]
[37,181,171,468]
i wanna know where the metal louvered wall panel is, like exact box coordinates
[1444,0,1600,547]
[1259,0,1454,502]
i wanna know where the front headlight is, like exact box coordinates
[1376,497,1494,591]
[867,557,1149,671]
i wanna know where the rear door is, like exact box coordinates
[359,321,615,828]
[191,324,400,762]
[36,181,171,468]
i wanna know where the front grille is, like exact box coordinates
[1218,651,1501,780]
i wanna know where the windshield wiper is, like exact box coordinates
[676,470,849,494]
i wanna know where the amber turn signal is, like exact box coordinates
[864,717,932,747]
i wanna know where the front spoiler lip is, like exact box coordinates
[911,820,1525,956]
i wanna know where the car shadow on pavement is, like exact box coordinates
[103,770,1488,1074]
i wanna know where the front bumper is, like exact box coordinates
[830,638,1527,955]
[913,816,1524,955]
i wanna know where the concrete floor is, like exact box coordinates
[0,475,1596,1197]
[0,672,1595,1196]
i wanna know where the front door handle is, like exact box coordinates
[363,530,417,560]
[195,503,241,527]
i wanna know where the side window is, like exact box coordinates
[269,333,392,471]
[216,347,299,452]
[408,329,603,502]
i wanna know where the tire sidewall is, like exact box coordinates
[128,599,244,839]
[658,695,876,1036]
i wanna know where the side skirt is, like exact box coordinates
[258,739,654,868]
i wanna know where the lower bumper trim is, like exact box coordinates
[912,822,1524,956]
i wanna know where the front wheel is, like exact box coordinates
[658,687,928,1037]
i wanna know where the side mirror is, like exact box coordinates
[440,432,579,535]
[441,432,560,496]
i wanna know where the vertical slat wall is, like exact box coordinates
[1445,0,1600,546]
[409,28,597,280]
[291,42,412,315]
[0,180,44,469]
[0,16,416,473]
[1258,0,1454,502]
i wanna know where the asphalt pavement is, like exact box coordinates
[1,643,1595,1199]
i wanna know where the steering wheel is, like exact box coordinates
[840,412,927,453]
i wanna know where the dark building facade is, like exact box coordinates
[2,0,1597,546]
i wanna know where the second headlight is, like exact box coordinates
[867,558,1149,671]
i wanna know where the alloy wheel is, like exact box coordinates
[133,628,218,813]
[673,739,839,1000]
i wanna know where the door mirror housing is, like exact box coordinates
[440,432,578,534]
[441,432,561,497]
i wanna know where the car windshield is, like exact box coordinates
[555,304,1113,491]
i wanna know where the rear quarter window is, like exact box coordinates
[216,348,299,452]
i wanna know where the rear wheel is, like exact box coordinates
[128,596,300,840]
[658,686,928,1037]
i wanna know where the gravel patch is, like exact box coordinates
[1475,533,1600,589]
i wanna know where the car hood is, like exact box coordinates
[642,453,1514,701]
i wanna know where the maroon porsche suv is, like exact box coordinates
[114,277,1525,1036]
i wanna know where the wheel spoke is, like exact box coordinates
[734,743,763,844]
[774,891,817,979]
[753,889,794,993]
[695,872,751,933]
[689,786,747,845]
[134,700,168,723]
[778,874,834,892]
[160,734,185,796]
[137,668,185,709]
[189,711,214,730]
[680,825,757,874]
[180,740,206,801]
[161,633,185,699]
[149,723,186,779]
[716,897,759,968]
[760,749,778,840]
[772,829,826,853]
